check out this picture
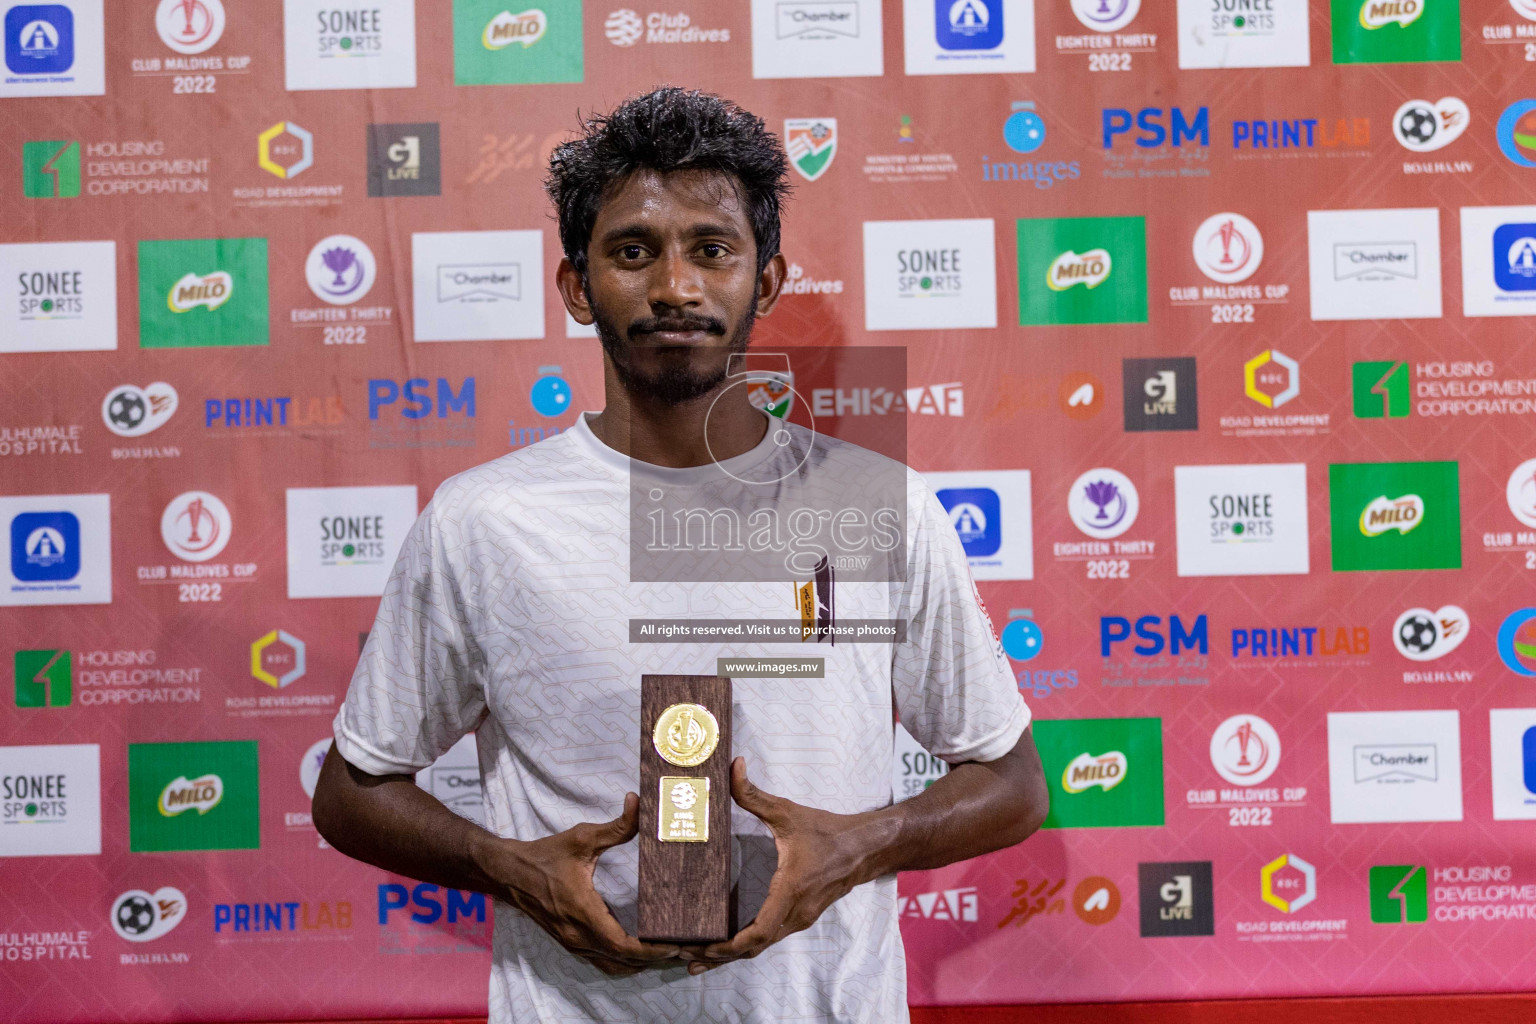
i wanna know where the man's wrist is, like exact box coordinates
[839,807,908,888]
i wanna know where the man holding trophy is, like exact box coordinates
[312,88,1049,1024]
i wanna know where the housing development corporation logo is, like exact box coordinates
[21,138,79,196]
[1369,865,1428,923]
[1352,360,1410,418]
[1033,718,1164,828]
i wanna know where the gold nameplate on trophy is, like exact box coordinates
[658,776,709,842]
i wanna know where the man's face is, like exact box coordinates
[574,169,779,406]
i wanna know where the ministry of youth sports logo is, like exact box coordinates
[305,235,377,305]
[785,119,837,182]
[1067,468,1139,540]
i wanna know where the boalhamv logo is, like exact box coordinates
[1047,249,1111,291]
[1359,0,1421,29]
[483,9,545,48]
[158,774,223,816]
[167,271,232,313]
[1062,751,1127,793]
[1360,494,1423,536]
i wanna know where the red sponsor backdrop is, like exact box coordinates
[4,1,1536,1021]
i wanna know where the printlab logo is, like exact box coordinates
[1245,349,1299,408]
[1328,461,1460,572]
[1138,862,1214,937]
[1017,217,1147,326]
[1071,0,1139,33]
[304,235,376,306]
[366,122,441,197]
[1192,213,1263,284]
[1498,609,1536,676]
[1261,854,1316,913]
[1033,717,1164,828]
[14,649,71,707]
[1393,605,1469,661]
[784,118,836,181]
[1352,361,1410,418]
[1066,467,1139,539]
[1330,0,1461,64]
[127,740,259,852]
[1123,357,1197,432]
[1211,714,1281,786]
[103,383,177,437]
[112,887,188,942]
[1393,96,1468,152]
[155,0,226,54]
[160,491,231,563]
[1368,865,1427,923]
[22,139,79,197]
[455,0,582,84]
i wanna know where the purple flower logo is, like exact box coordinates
[305,235,376,306]
[1068,468,1139,539]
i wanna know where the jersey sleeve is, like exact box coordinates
[333,494,487,776]
[890,476,1031,766]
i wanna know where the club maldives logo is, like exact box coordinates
[1498,609,1536,676]
[1061,751,1127,793]
[1047,249,1111,291]
[160,490,231,563]
[155,0,226,55]
[1508,459,1536,528]
[785,118,837,181]
[304,235,376,305]
[1392,96,1467,152]
[157,773,222,816]
[111,887,187,942]
[1210,715,1281,786]
[483,8,546,48]
[1071,0,1140,32]
[1192,213,1263,284]
[102,383,178,437]
[1067,468,1139,539]
[1393,605,1469,661]
[1359,494,1423,536]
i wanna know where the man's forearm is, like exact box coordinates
[311,742,507,898]
[847,727,1049,884]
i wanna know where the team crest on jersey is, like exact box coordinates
[746,370,794,419]
[785,119,838,182]
[795,556,837,643]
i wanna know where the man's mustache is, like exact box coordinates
[627,314,727,339]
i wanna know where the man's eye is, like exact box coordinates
[620,245,645,260]
[700,244,725,258]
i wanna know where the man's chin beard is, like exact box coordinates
[594,309,755,407]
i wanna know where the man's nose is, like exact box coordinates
[649,250,704,309]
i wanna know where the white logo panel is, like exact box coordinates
[1307,208,1442,321]
[412,230,545,341]
[1327,710,1462,824]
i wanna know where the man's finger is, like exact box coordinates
[729,756,787,825]
[583,791,640,853]
[692,871,795,963]
[572,882,683,963]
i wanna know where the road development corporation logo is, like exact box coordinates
[251,629,306,689]
[1245,350,1299,408]
[160,491,231,563]
[1393,96,1468,152]
[1368,865,1427,923]
[155,0,225,54]
[1261,854,1317,913]
[1034,718,1164,828]
[1071,0,1139,33]
[1139,862,1214,937]
[1211,715,1281,787]
[785,118,836,181]
[1327,710,1462,824]
[128,741,259,852]
[1067,468,1139,539]
[1498,610,1536,676]
[1328,461,1460,571]
[1393,605,1469,661]
[111,887,187,942]
[304,235,376,305]
[0,743,101,856]
[1192,213,1263,284]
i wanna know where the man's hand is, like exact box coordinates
[488,792,685,976]
[684,757,879,975]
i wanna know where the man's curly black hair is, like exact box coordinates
[545,87,791,279]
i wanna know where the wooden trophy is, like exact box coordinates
[637,674,733,942]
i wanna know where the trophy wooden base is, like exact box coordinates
[637,674,733,943]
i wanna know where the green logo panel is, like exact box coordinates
[1033,717,1164,829]
[1369,865,1428,923]
[128,741,260,852]
[1330,0,1461,64]
[1017,216,1148,326]
[1329,461,1461,571]
[137,238,269,349]
[14,650,71,707]
[1352,361,1410,418]
[454,0,584,85]
[23,141,81,198]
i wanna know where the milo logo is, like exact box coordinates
[1359,494,1424,537]
[167,271,233,313]
[1047,248,1112,291]
[1359,0,1422,29]
[158,773,223,816]
[1061,751,1128,794]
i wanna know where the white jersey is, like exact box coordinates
[334,411,1030,1024]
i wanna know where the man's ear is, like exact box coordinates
[755,252,788,317]
[556,257,594,325]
